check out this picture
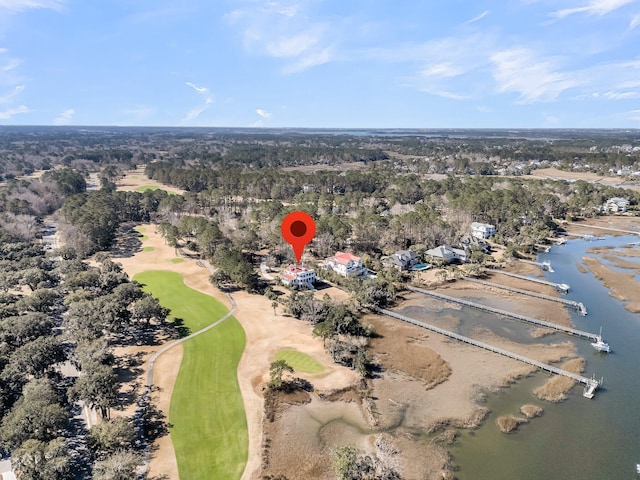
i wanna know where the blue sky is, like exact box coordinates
[0,0,639,128]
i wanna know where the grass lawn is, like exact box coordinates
[276,348,324,374]
[171,258,185,263]
[142,246,155,252]
[134,226,149,241]
[133,270,247,480]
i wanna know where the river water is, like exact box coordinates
[450,235,640,480]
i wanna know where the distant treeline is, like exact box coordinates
[2,128,639,179]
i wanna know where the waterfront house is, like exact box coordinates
[280,264,316,289]
[425,245,468,264]
[606,197,629,213]
[388,250,418,270]
[471,222,496,239]
[324,251,364,276]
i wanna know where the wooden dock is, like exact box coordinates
[463,276,587,315]
[567,222,640,237]
[407,286,599,341]
[488,268,570,293]
[520,259,554,272]
[378,307,600,398]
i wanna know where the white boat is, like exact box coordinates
[591,327,611,353]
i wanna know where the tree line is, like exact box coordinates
[0,226,173,479]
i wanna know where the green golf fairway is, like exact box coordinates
[133,270,247,479]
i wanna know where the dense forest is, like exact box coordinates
[0,228,172,479]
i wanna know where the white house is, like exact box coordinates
[0,460,16,480]
[606,197,629,213]
[471,222,496,239]
[425,245,468,264]
[324,251,364,276]
[280,264,316,289]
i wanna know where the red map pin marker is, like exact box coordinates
[281,211,316,263]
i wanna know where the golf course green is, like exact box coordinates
[276,348,324,374]
[133,270,247,479]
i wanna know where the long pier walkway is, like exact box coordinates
[378,308,600,398]
[567,222,640,237]
[407,286,599,341]
[488,269,570,293]
[463,276,587,315]
[520,259,554,272]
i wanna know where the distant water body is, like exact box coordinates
[451,235,640,480]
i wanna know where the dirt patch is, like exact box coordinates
[582,256,640,312]
[534,357,585,402]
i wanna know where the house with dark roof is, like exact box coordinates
[388,249,418,270]
[425,245,468,264]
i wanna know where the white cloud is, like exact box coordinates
[490,48,578,103]
[0,104,29,119]
[464,10,490,24]
[1,58,20,71]
[256,108,271,118]
[283,47,332,74]
[0,0,64,13]
[552,0,636,18]
[384,34,496,99]
[603,90,640,99]
[183,82,214,122]
[186,82,209,94]
[184,104,210,122]
[225,1,336,74]
[53,108,74,125]
[0,84,24,103]
[630,13,640,28]
[421,62,467,78]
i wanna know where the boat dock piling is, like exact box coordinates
[463,276,587,316]
[377,307,600,399]
[488,269,570,294]
[407,286,599,341]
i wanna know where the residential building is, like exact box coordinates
[471,222,496,239]
[425,245,468,264]
[606,197,629,213]
[280,264,316,289]
[388,250,418,270]
[324,251,364,276]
